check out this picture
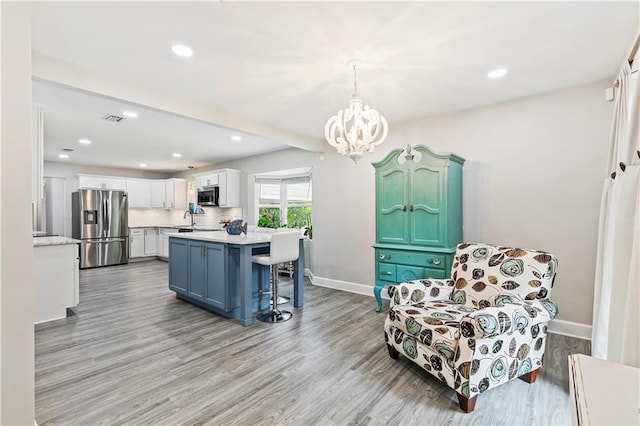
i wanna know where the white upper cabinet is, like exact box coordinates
[166,179,187,210]
[78,174,187,209]
[195,173,219,190]
[126,180,151,208]
[218,169,240,207]
[32,104,45,203]
[78,175,127,191]
[150,181,166,208]
[193,169,241,208]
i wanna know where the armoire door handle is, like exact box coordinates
[402,205,407,211]
[410,205,414,212]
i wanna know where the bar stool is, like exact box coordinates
[254,227,288,305]
[253,229,300,323]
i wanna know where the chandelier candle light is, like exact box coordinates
[324,60,389,163]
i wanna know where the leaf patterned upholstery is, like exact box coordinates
[383,242,559,411]
[390,300,474,349]
[450,243,557,310]
[388,278,455,307]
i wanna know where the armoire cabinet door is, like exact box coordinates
[409,164,446,247]
[377,169,410,244]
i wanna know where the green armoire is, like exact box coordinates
[372,145,465,312]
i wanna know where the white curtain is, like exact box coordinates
[592,57,640,368]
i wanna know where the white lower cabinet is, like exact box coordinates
[130,229,145,258]
[33,243,80,324]
[144,228,158,255]
[158,229,172,258]
[130,227,172,259]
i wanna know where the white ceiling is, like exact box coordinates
[33,81,288,172]
[31,1,639,171]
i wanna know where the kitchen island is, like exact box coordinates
[33,236,81,324]
[168,231,304,326]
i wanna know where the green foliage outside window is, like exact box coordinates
[257,207,281,228]
[257,206,312,232]
[287,206,312,229]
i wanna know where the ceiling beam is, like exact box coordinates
[32,51,326,153]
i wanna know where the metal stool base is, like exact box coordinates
[257,263,293,323]
[276,295,290,305]
[257,310,292,323]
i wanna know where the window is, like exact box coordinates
[255,171,312,230]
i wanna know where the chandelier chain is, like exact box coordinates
[352,64,358,98]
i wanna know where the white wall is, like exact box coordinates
[0,2,35,423]
[388,81,612,325]
[197,80,612,327]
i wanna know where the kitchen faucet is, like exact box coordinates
[184,210,196,227]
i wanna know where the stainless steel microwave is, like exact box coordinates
[197,187,219,206]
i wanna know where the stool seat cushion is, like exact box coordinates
[252,254,275,266]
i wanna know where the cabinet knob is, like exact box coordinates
[432,258,441,265]
[385,271,392,275]
[379,254,386,260]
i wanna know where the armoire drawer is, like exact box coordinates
[377,248,446,270]
[379,264,447,284]
[378,263,396,282]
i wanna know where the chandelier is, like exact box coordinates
[324,61,388,163]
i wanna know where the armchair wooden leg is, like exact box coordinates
[519,369,539,384]
[386,344,399,359]
[456,393,477,413]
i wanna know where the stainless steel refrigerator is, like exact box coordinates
[72,189,129,269]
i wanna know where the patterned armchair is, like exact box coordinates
[383,243,558,412]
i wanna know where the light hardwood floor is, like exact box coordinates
[35,260,590,425]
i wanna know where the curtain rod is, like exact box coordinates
[628,32,640,65]
[612,32,640,88]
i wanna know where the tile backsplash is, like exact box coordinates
[129,207,244,228]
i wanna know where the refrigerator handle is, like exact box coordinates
[103,199,109,235]
[106,198,110,231]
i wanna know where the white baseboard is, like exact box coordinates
[547,319,592,340]
[311,276,592,340]
[311,276,388,298]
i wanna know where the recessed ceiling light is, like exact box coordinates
[230,135,242,141]
[122,111,138,118]
[59,154,69,159]
[171,44,193,58]
[139,163,148,168]
[487,68,508,79]
[172,153,182,158]
[78,138,91,145]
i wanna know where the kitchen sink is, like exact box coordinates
[175,227,224,233]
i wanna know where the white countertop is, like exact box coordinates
[170,231,304,245]
[33,236,81,247]
[129,224,177,229]
[129,225,224,231]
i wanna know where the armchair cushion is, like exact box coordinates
[389,300,475,349]
[459,299,558,339]
[450,243,558,310]
[388,278,455,308]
